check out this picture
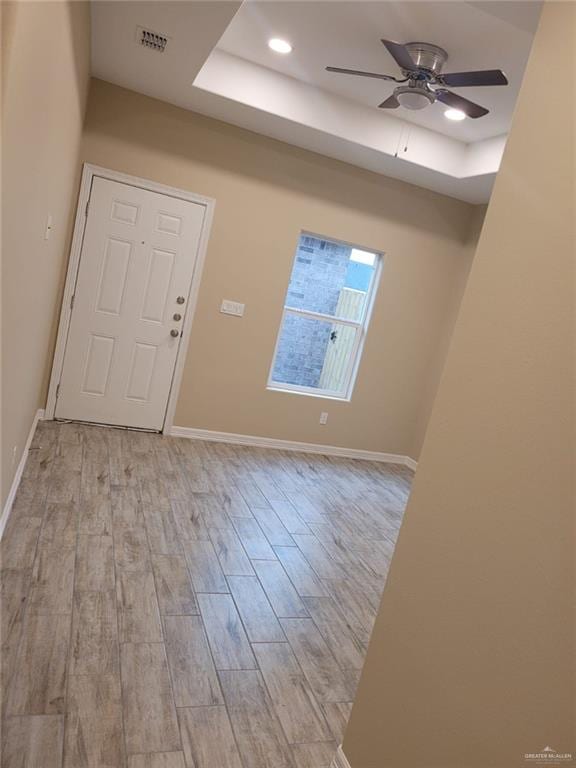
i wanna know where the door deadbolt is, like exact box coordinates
[173,313,182,321]
[170,329,180,338]
[176,296,185,304]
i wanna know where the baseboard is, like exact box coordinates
[170,425,417,469]
[0,408,44,540]
[331,745,352,768]
[404,455,418,472]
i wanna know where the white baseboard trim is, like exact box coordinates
[404,455,418,472]
[0,408,45,540]
[331,745,352,768]
[170,426,417,469]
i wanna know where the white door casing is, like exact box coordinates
[55,175,205,431]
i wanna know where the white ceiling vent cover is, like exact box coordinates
[137,26,168,53]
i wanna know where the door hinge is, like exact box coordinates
[70,294,75,310]
[55,384,60,399]
[85,199,90,217]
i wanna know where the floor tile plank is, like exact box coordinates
[78,495,112,536]
[28,546,75,615]
[253,642,332,744]
[38,501,78,548]
[144,505,183,555]
[322,578,377,646]
[163,615,223,706]
[0,517,42,569]
[117,570,163,643]
[252,560,309,619]
[1,568,32,695]
[111,487,143,529]
[6,613,70,714]
[291,534,347,581]
[2,714,64,768]
[121,642,181,754]
[291,741,338,768]
[209,527,255,576]
[197,593,257,670]
[321,701,353,742]
[227,575,285,643]
[280,618,355,703]
[178,706,243,768]
[63,673,124,768]
[232,517,277,560]
[192,493,234,530]
[235,479,271,509]
[269,500,310,535]
[152,554,198,615]
[250,505,295,547]
[171,499,210,541]
[220,670,295,768]
[274,545,328,598]
[182,539,229,594]
[47,442,82,504]
[219,487,253,519]
[302,596,366,670]
[76,534,115,592]
[114,526,152,573]
[70,590,119,676]
[128,754,186,768]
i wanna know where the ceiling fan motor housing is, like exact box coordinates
[404,42,448,78]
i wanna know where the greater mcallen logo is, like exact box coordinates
[525,747,573,764]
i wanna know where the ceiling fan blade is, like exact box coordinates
[378,94,400,109]
[326,66,397,82]
[380,39,417,71]
[435,89,489,118]
[440,69,509,87]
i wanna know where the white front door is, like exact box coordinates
[55,176,205,431]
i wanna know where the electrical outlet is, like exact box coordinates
[220,299,245,317]
[319,412,328,425]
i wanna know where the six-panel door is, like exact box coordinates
[55,176,205,430]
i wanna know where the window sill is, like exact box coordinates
[266,385,351,403]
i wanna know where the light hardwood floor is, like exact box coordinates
[0,421,412,768]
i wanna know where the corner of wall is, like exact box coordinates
[1,0,92,506]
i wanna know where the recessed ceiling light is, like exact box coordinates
[268,38,292,54]
[444,108,466,121]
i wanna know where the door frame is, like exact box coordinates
[45,163,216,433]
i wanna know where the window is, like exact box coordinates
[268,233,381,400]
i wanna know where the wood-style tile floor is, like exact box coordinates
[0,420,412,768]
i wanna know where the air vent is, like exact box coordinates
[137,26,168,53]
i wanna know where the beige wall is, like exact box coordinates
[410,202,485,458]
[1,0,91,505]
[82,79,481,459]
[343,4,574,767]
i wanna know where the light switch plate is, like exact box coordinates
[220,299,245,317]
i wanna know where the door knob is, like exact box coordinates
[170,329,180,338]
[176,296,185,304]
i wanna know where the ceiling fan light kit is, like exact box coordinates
[395,85,435,110]
[327,38,508,119]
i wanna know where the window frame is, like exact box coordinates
[267,233,384,402]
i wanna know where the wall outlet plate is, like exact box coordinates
[320,412,328,425]
[220,299,245,317]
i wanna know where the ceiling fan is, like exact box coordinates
[326,40,508,118]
